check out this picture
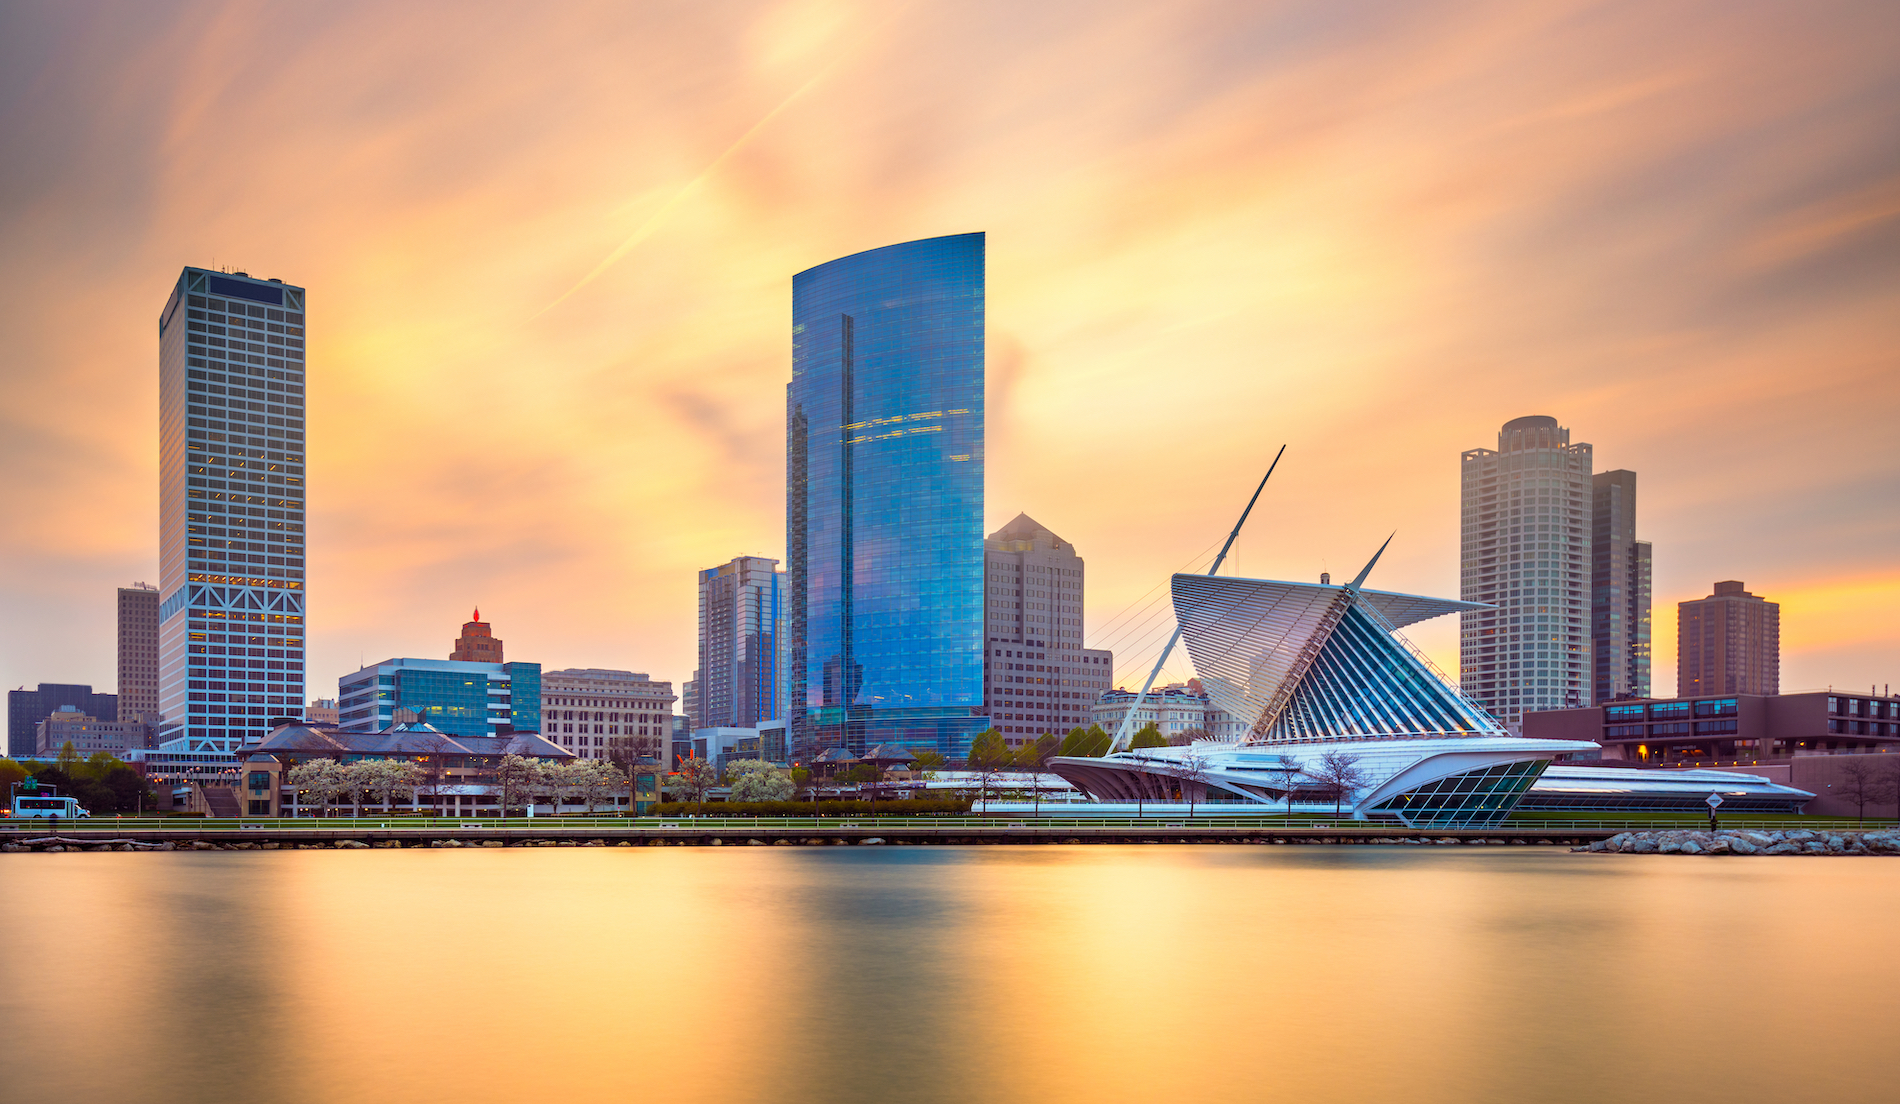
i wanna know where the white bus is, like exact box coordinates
[9,795,91,820]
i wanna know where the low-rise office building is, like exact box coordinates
[34,707,151,757]
[1523,689,1900,765]
[541,668,676,762]
[691,720,789,770]
[338,657,542,738]
[8,683,118,759]
[1091,684,1214,742]
[234,721,662,816]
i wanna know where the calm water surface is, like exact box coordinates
[1,846,1895,1104]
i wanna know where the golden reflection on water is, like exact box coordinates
[2,847,1896,1104]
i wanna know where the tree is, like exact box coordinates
[1168,726,1209,747]
[56,741,81,773]
[1311,750,1369,820]
[729,759,795,802]
[536,759,587,814]
[356,759,422,815]
[1177,745,1215,819]
[671,757,717,814]
[1057,726,1111,758]
[493,754,541,817]
[1835,759,1895,826]
[1128,723,1168,750]
[288,759,348,816]
[910,749,946,771]
[576,759,620,814]
[0,759,26,795]
[966,729,1011,807]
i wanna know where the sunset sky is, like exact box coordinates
[2,0,1896,713]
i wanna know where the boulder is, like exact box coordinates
[1633,839,1659,853]
[1705,839,1731,854]
[860,837,886,845]
[190,840,218,850]
[1728,838,1760,855]
[1,842,28,853]
[1784,829,1817,844]
[1679,840,1705,855]
[747,839,767,846]
[1765,842,1801,855]
[480,840,503,848]
[1659,840,1683,854]
[1434,838,1461,845]
[335,839,369,849]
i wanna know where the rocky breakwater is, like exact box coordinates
[1579,828,1900,856]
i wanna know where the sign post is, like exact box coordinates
[1705,792,1724,833]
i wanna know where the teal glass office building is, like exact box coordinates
[337,658,542,739]
[787,233,989,758]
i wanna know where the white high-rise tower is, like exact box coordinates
[156,268,309,748]
[1458,416,1592,733]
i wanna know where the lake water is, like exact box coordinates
[1,846,1895,1104]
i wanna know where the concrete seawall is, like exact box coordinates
[2,824,1614,850]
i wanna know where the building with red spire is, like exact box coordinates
[451,609,504,663]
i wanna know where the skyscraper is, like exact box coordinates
[1459,415,1593,733]
[786,233,987,758]
[981,513,1112,744]
[1590,470,1651,703]
[155,268,309,747]
[695,556,783,729]
[1679,581,1780,696]
[450,609,504,662]
[117,583,161,725]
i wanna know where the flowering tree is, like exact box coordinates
[492,754,542,817]
[728,759,794,802]
[287,759,346,816]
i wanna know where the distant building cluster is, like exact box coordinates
[5,237,1891,827]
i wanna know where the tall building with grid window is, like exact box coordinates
[1679,581,1779,697]
[155,269,310,748]
[118,583,161,725]
[694,556,783,730]
[786,233,988,759]
[1459,416,1593,733]
[980,513,1112,747]
[1591,470,1651,703]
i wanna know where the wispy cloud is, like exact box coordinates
[0,0,1895,701]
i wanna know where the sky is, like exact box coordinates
[1,0,1897,715]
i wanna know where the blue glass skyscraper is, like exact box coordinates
[787,233,988,758]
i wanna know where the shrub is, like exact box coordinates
[647,798,972,818]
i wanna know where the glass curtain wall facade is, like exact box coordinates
[786,233,988,759]
[156,269,310,747]
[695,556,784,728]
[1459,416,1593,733]
[1590,470,1651,703]
[338,658,542,738]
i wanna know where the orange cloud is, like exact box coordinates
[0,0,1895,707]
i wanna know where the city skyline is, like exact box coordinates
[2,2,1897,710]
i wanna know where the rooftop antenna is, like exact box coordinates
[1108,445,1285,754]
